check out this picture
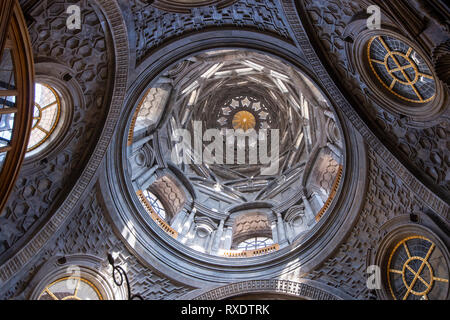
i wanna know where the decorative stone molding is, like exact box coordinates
[295,0,450,198]
[103,29,368,286]
[0,0,114,256]
[301,145,449,299]
[192,279,344,300]
[433,40,450,88]
[149,175,187,219]
[280,0,449,218]
[351,29,447,122]
[373,224,450,300]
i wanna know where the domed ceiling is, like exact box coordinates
[126,48,345,258]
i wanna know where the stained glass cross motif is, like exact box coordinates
[388,236,449,300]
[368,36,436,103]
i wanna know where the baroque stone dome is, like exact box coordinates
[125,48,345,258]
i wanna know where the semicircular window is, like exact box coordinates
[27,83,61,152]
[38,276,103,300]
[368,35,436,103]
[237,237,274,251]
[143,189,167,220]
[387,236,449,300]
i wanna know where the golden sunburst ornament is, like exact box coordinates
[232,111,256,131]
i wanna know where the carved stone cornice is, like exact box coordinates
[0,0,34,214]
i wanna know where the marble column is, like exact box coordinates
[276,213,286,245]
[302,195,316,226]
[184,221,196,246]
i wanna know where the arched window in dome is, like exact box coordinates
[38,276,103,300]
[367,35,436,103]
[237,237,273,251]
[387,235,449,300]
[143,189,167,220]
[27,83,61,152]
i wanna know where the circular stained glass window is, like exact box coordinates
[368,35,436,103]
[237,237,274,251]
[38,277,103,300]
[387,236,449,300]
[27,83,61,151]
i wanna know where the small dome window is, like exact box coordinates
[27,83,61,152]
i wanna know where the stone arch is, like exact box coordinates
[148,173,187,222]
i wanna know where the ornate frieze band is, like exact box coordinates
[280,0,449,219]
[194,279,340,300]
